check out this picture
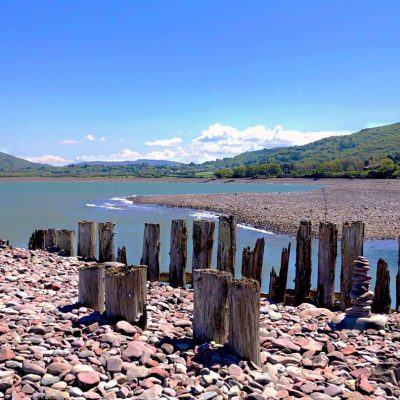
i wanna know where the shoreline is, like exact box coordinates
[128,179,400,240]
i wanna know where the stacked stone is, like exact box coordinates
[346,256,374,318]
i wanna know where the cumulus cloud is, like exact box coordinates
[27,155,72,165]
[83,134,95,141]
[58,139,78,144]
[145,137,183,147]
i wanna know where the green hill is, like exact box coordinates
[205,123,400,169]
[0,152,45,171]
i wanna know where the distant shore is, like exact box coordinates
[129,178,400,240]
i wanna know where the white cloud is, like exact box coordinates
[99,137,106,142]
[145,137,183,147]
[83,134,95,141]
[58,139,78,144]
[27,155,72,166]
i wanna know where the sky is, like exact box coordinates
[0,0,399,165]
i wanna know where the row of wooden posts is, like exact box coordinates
[29,218,400,313]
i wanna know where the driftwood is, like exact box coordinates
[294,220,312,305]
[241,238,265,285]
[169,219,188,287]
[340,221,365,310]
[372,258,391,314]
[316,222,337,309]
[140,223,161,282]
[98,222,116,262]
[217,215,237,275]
[78,264,105,312]
[192,220,215,271]
[193,269,232,344]
[228,278,260,366]
[105,265,147,328]
[397,237,400,311]
[117,246,127,265]
[78,220,96,259]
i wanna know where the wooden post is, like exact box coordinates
[396,237,400,311]
[340,221,365,310]
[294,220,312,305]
[316,222,337,309]
[372,258,391,314]
[45,229,57,249]
[241,238,265,285]
[105,265,147,329]
[56,229,75,257]
[217,215,237,276]
[275,243,291,302]
[28,229,46,250]
[228,278,260,366]
[78,264,105,312]
[140,223,161,282]
[169,219,188,287]
[269,267,277,301]
[98,222,116,262]
[117,246,127,265]
[193,269,232,344]
[78,221,96,260]
[192,220,215,271]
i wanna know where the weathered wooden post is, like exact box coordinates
[217,215,237,276]
[117,246,127,265]
[294,220,312,305]
[316,222,338,309]
[98,222,116,262]
[56,229,75,257]
[140,223,161,282]
[241,238,265,285]
[169,219,188,287]
[372,258,391,314]
[105,265,147,328]
[193,269,232,344]
[340,221,365,310]
[78,220,97,259]
[28,229,46,250]
[192,220,215,271]
[275,243,291,302]
[78,264,105,312]
[45,229,57,249]
[228,278,260,366]
[396,237,400,311]
[269,267,277,301]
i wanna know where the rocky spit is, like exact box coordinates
[128,179,400,240]
[0,247,399,400]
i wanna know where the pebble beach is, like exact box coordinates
[128,179,400,240]
[1,246,399,400]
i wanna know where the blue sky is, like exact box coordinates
[0,0,399,164]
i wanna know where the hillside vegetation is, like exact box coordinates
[0,152,45,171]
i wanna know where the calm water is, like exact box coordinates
[0,181,398,304]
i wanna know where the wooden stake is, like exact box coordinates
[105,265,147,328]
[78,220,96,260]
[275,243,291,302]
[192,220,215,271]
[56,229,75,257]
[45,229,57,249]
[340,221,365,310]
[372,258,391,314]
[140,223,161,282]
[169,219,188,287]
[117,246,127,265]
[98,222,116,262]
[78,264,105,312]
[241,238,265,285]
[269,267,277,301]
[316,222,338,309]
[294,220,312,305]
[217,215,237,276]
[193,269,232,344]
[28,229,46,250]
[396,237,400,311]
[228,277,260,366]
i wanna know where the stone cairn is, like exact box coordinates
[346,256,374,318]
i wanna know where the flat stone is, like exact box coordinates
[45,388,70,400]
[116,321,137,336]
[47,362,72,376]
[77,371,100,388]
[22,361,46,376]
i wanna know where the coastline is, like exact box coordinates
[128,179,400,240]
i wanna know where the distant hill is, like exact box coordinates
[72,159,182,167]
[204,122,400,169]
[0,152,45,171]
